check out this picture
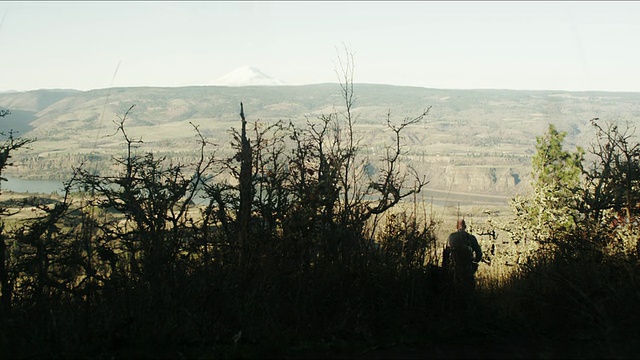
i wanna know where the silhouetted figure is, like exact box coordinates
[442,219,482,293]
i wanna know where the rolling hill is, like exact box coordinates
[1,84,639,201]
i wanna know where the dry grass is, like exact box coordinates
[0,191,60,222]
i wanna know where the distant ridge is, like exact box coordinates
[3,84,640,196]
[212,66,286,87]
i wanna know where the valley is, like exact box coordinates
[1,83,638,201]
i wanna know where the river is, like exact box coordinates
[0,176,512,208]
[1,176,66,194]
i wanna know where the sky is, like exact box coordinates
[1,1,639,93]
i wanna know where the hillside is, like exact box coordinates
[1,84,639,199]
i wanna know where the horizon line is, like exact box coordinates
[1,83,638,95]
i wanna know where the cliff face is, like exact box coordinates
[422,164,530,196]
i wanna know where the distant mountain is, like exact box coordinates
[2,83,640,197]
[0,89,82,113]
[212,66,286,86]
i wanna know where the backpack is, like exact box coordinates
[446,231,474,272]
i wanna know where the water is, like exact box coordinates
[0,176,511,208]
[1,176,65,194]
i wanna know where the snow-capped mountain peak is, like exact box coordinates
[212,66,286,86]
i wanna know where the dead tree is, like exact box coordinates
[238,103,253,267]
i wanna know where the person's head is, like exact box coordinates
[457,219,466,231]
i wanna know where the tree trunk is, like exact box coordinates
[238,103,253,268]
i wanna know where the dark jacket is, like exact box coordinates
[448,229,482,262]
[443,229,482,273]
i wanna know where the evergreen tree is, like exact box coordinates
[511,124,584,249]
[532,124,583,194]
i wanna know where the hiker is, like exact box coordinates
[442,219,482,292]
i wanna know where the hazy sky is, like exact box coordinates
[1,1,639,92]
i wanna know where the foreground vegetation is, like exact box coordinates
[1,63,640,358]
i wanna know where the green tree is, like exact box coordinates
[532,124,583,193]
[510,124,584,251]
